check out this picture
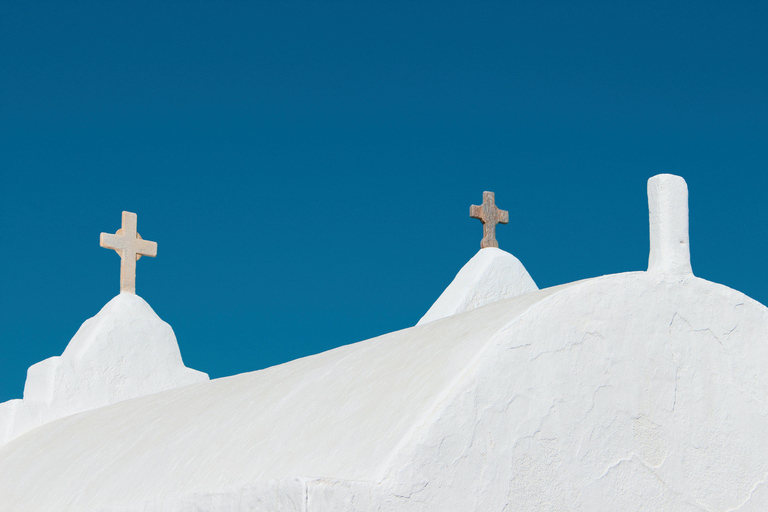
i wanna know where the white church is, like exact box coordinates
[1,174,767,511]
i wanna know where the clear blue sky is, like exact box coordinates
[1,1,767,403]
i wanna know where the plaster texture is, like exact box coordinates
[648,174,692,276]
[0,293,208,446]
[1,270,767,511]
[417,246,538,325]
[2,174,766,511]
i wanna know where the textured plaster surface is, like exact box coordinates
[0,293,207,446]
[2,270,767,511]
[1,175,764,511]
[417,247,538,325]
[379,273,768,512]
[648,174,692,276]
[0,286,563,511]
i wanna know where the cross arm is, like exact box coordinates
[134,238,158,258]
[100,232,126,251]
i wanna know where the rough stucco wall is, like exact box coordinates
[377,272,768,512]
[0,285,569,512]
[4,271,768,512]
[93,479,306,512]
[0,293,207,447]
[417,247,538,325]
[89,479,381,512]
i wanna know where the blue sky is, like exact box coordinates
[1,1,767,403]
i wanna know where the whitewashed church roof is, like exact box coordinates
[1,175,767,511]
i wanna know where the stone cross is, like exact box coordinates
[100,211,158,294]
[470,191,509,249]
[647,174,693,276]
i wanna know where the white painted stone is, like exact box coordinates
[0,293,208,446]
[648,174,693,276]
[2,174,767,511]
[417,247,538,325]
[2,270,767,511]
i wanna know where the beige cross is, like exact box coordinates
[100,211,157,294]
[470,191,509,249]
